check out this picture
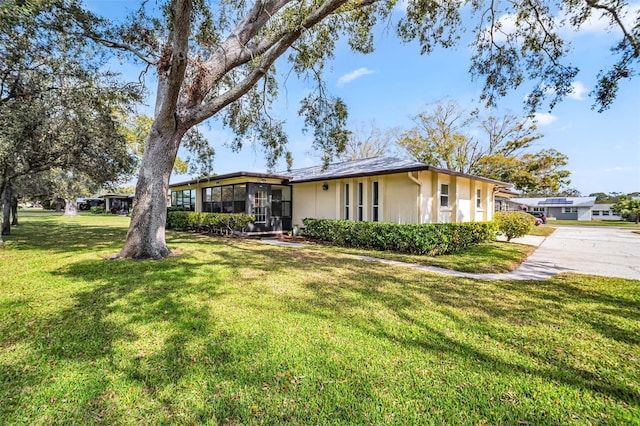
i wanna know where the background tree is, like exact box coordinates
[339,122,397,160]
[397,101,571,194]
[0,1,139,235]
[29,0,637,258]
[397,101,479,172]
[611,197,640,223]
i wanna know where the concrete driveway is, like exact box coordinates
[523,225,640,280]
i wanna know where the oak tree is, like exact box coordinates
[34,0,639,258]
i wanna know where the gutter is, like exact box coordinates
[408,171,422,224]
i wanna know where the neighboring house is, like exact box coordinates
[591,203,622,220]
[100,193,134,215]
[511,196,597,221]
[494,188,521,212]
[168,157,510,233]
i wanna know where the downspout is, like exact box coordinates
[408,172,422,224]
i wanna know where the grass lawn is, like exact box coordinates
[550,219,640,229]
[527,225,556,237]
[1,212,639,424]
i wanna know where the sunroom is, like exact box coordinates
[169,172,292,233]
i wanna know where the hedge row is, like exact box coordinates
[302,218,496,255]
[166,211,255,234]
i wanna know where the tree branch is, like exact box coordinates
[585,0,640,57]
[87,35,159,65]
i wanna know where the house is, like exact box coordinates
[100,193,134,215]
[591,204,622,220]
[511,196,597,221]
[494,187,521,212]
[168,157,510,233]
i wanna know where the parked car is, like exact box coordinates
[526,211,547,225]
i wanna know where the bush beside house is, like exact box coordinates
[166,211,255,234]
[494,211,536,241]
[303,218,496,255]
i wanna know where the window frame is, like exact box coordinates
[372,181,379,222]
[357,182,364,221]
[440,183,450,209]
[344,183,350,220]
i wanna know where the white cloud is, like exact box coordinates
[568,81,588,100]
[559,3,640,38]
[602,166,633,173]
[337,67,375,87]
[531,112,558,126]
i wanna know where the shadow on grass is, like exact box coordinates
[291,261,640,406]
[2,219,639,423]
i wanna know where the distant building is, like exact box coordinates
[511,197,597,221]
[99,193,134,215]
[591,204,622,220]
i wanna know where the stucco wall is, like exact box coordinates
[456,178,471,222]
[577,207,592,221]
[292,182,337,226]
[289,171,498,226]
[383,174,419,223]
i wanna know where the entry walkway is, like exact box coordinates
[349,234,560,281]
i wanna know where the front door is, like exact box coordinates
[248,183,271,231]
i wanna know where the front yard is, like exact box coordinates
[1,212,638,424]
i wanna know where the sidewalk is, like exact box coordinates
[349,234,562,281]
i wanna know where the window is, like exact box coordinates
[171,189,195,210]
[344,183,350,219]
[222,186,234,213]
[271,186,291,218]
[603,210,610,216]
[563,207,578,214]
[593,210,600,216]
[211,186,222,212]
[202,185,245,213]
[233,184,246,213]
[357,182,363,221]
[476,188,482,209]
[440,184,449,208]
[532,207,546,212]
[372,181,379,222]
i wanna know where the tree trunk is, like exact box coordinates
[113,124,185,260]
[63,198,78,216]
[11,196,18,226]
[1,185,11,236]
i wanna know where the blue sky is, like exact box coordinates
[86,1,640,195]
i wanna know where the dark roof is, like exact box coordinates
[169,157,511,188]
[286,157,510,186]
[98,193,134,198]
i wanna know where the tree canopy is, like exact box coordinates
[397,101,571,194]
[0,0,139,235]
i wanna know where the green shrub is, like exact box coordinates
[89,206,105,214]
[302,219,496,256]
[493,211,535,242]
[166,211,255,234]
